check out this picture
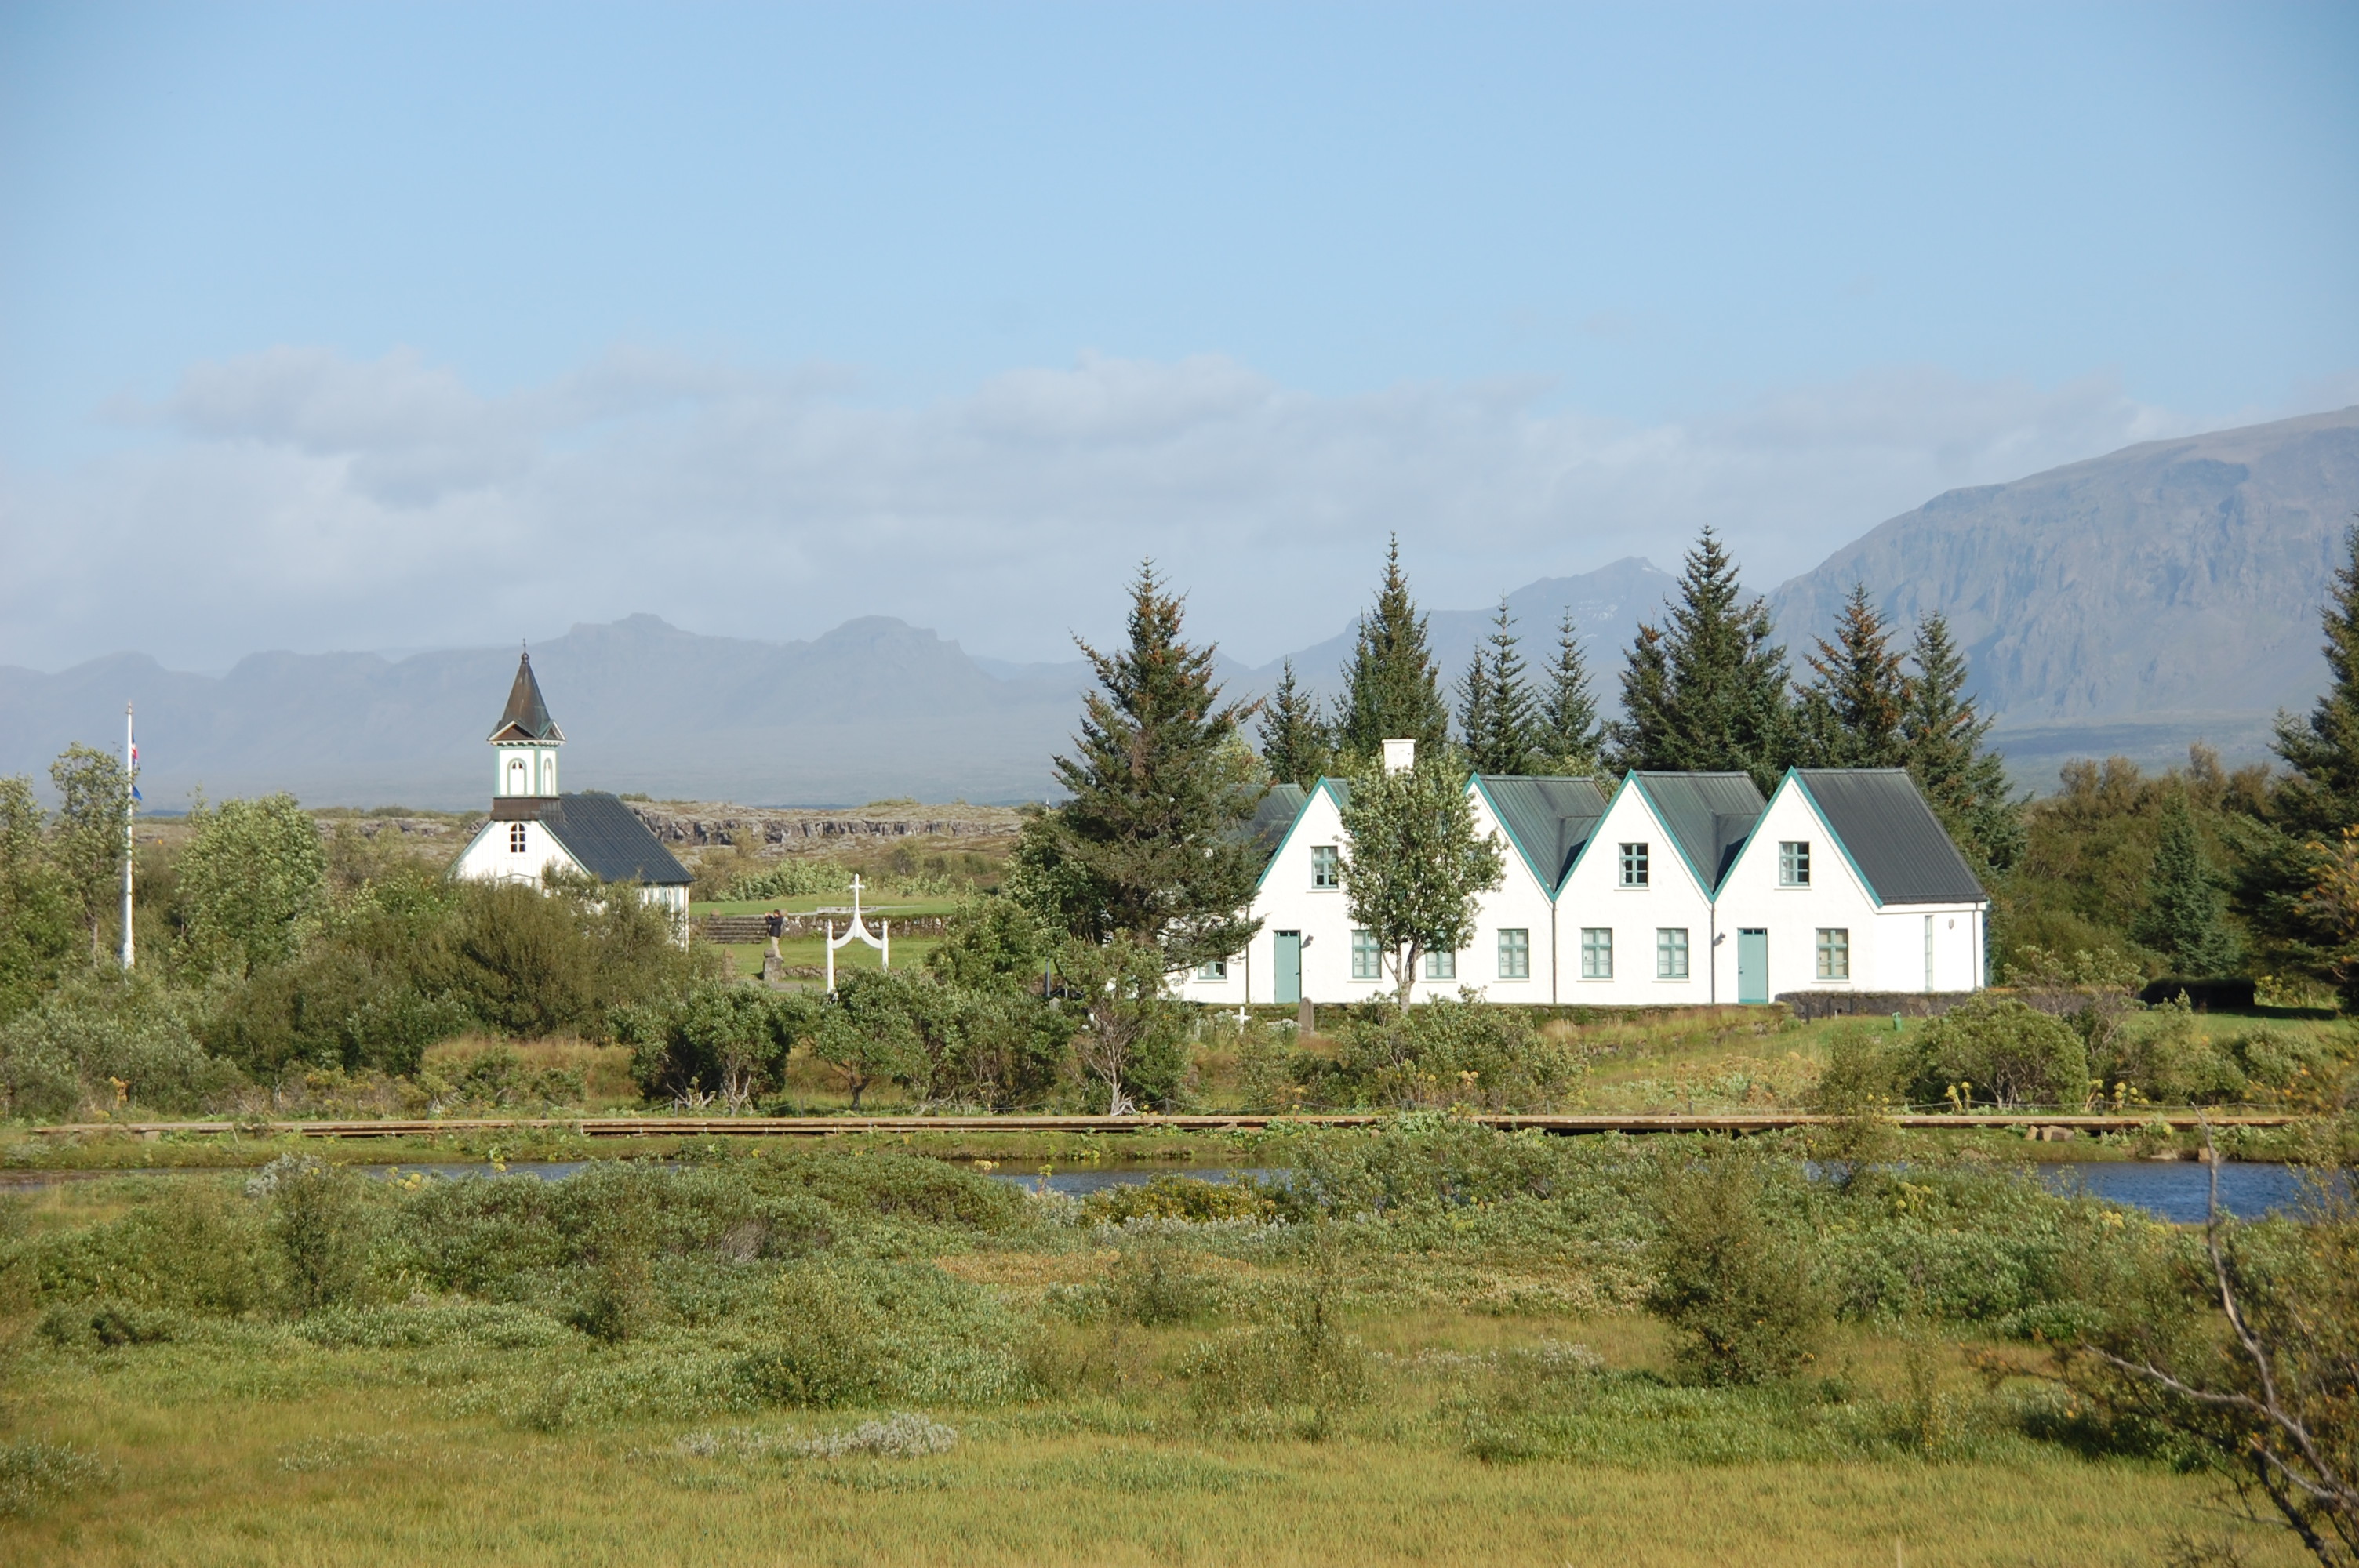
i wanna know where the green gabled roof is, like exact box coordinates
[1789,768,1985,905]
[1629,771,1765,894]
[1474,774,1612,890]
[488,651,564,744]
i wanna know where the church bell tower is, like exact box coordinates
[489,649,565,798]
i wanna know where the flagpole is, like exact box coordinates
[121,702,135,971]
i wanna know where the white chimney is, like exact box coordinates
[1381,738,1416,775]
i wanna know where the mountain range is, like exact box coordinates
[5,406,2354,808]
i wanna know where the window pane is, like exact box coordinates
[1581,927,1612,979]
[1816,927,1849,981]
[1196,957,1227,981]
[1497,928,1529,979]
[1781,841,1812,886]
[1312,845,1339,889]
[1619,842,1649,887]
[1351,930,1380,980]
[1656,927,1688,979]
[1423,948,1456,980]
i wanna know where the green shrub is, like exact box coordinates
[1313,993,1583,1111]
[16,1181,271,1314]
[1645,1145,1827,1385]
[1906,994,2089,1109]
[253,1154,369,1315]
[616,982,812,1106]
[2094,1002,2249,1105]
[1083,1175,1277,1225]
[1098,1242,1221,1326]
[739,1261,1027,1408]
[1183,1228,1368,1438]
[36,1299,185,1348]
[0,974,238,1119]
[0,1439,112,1519]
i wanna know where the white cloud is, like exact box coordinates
[2,347,2227,673]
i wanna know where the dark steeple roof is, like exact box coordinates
[488,650,565,744]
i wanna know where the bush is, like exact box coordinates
[1083,1175,1277,1225]
[739,1261,1027,1408]
[2094,1001,2249,1106]
[0,1439,112,1519]
[252,1154,369,1315]
[1645,1145,1827,1385]
[1097,1242,1222,1326]
[616,982,812,1107]
[15,1181,271,1315]
[0,974,238,1119]
[1906,994,2089,1109]
[1312,993,1584,1111]
[1184,1228,1368,1438]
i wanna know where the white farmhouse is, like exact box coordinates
[450,652,694,921]
[1175,745,1986,1007]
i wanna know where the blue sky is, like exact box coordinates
[3,2,2355,670]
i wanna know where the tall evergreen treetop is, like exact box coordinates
[1796,584,1910,768]
[1459,597,1540,775]
[1256,659,1335,788]
[2273,524,2359,837]
[1899,611,2021,875]
[2130,789,2241,978]
[1045,561,1263,972]
[1337,535,1449,763]
[1536,611,1604,775]
[1609,528,1791,793]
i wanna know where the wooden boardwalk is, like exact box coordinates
[25,1111,2302,1140]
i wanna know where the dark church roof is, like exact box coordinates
[1792,769,1986,905]
[493,792,692,886]
[488,651,565,744]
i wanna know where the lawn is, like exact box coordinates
[0,1145,2305,1568]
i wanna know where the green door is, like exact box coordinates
[1274,931,1303,1005]
[1737,929,1768,1004]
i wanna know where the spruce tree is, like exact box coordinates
[2131,792,2241,978]
[1795,584,1910,768]
[1899,612,2021,874]
[1460,597,1539,774]
[1608,528,1792,793]
[2271,524,2359,838]
[1256,659,1335,787]
[1047,561,1263,973]
[1336,535,1450,763]
[1536,610,1604,775]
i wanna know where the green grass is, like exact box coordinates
[692,896,963,918]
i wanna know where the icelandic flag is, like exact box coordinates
[129,734,140,801]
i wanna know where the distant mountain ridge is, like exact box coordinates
[6,407,2354,807]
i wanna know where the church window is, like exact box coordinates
[509,823,528,854]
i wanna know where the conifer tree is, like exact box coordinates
[1795,584,1910,768]
[1336,535,1449,764]
[2271,524,2359,838]
[1899,612,2021,874]
[1608,528,1791,793]
[1536,611,1604,775]
[1045,562,1263,973]
[2131,791,2241,978]
[1459,597,1539,774]
[1256,660,1335,788]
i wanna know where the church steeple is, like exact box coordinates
[489,648,564,798]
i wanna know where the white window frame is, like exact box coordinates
[1656,927,1689,979]
[1196,957,1227,981]
[1580,927,1613,980]
[1816,927,1850,981]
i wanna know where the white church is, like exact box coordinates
[451,652,695,920]
[1174,741,1989,1007]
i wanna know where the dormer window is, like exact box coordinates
[509,823,528,854]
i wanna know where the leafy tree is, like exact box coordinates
[1056,932,1191,1114]
[1535,611,1604,775]
[1336,757,1505,1008]
[1609,528,1791,793]
[0,775,77,1020]
[2132,791,2242,978]
[1044,562,1264,974]
[176,794,329,979]
[809,969,927,1110]
[1458,597,1540,775]
[616,981,812,1110]
[1336,535,1449,764]
[48,743,129,960]
[926,896,1054,993]
[1794,584,1909,768]
[1257,659,1335,787]
[1899,612,2023,876]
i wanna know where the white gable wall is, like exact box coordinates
[1553,781,1717,1004]
[452,818,583,889]
[1461,782,1557,1003]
